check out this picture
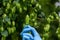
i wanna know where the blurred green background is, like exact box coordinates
[0,0,60,40]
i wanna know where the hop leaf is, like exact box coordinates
[1,30,8,37]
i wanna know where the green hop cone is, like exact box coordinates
[3,14,7,18]
[44,24,50,32]
[7,3,10,9]
[23,6,27,11]
[58,34,60,39]
[0,27,4,32]
[56,27,60,34]
[47,17,51,23]
[19,7,22,13]
[25,15,30,25]
[3,2,6,6]
[12,21,15,26]
[11,27,16,33]
[23,0,25,2]
[7,27,11,34]
[49,15,54,20]
[36,3,39,7]
[43,33,49,39]
[11,7,16,13]
[16,2,21,9]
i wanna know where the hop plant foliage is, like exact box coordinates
[0,0,60,40]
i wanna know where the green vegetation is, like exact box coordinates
[0,0,60,40]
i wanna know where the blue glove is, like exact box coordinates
[20,25,42,40]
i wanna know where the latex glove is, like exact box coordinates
[20,25,42,40]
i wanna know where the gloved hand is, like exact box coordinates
[20,25,42,40]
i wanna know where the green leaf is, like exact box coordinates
[1,30,8,37]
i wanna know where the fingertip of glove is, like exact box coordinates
[20,32,23,36]
[24,25,31,28]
